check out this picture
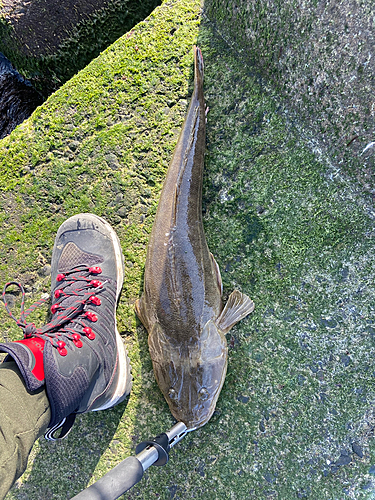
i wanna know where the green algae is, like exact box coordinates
[1,0,375,499]
[203,0,375,193]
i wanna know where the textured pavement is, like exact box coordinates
[0,1,374,498]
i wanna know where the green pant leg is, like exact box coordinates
[0,361,51,500]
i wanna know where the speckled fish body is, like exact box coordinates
[136,47,254,430]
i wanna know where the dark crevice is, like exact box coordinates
[0,0,161,138]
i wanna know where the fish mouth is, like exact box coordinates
[168,400,217,430]
[184,410,215,430]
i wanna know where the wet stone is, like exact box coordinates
[195,462,205,477]
[3,293,16,309]
[38,264,51,277]
[341,268,349,281]
[264,490,276,497]
[309,363,319,373]
[263,472,276,483]
[253,352,264,363]
[237,394,249,404]
[319,392,328,403]
[361,482,372,491]
[320,317,337,329]
[340,355,351,367]
[117,207,129,218]
[105,153,120,170]
[224,262,232,273]
[369,465,375,475]
[69,140,80,151]
[168,485,178,499]
[259,420,266,432]
[351,442,364,458]
[334,453,352,467]
[297,488,310,499]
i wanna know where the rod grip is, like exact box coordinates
[70,456,144,500]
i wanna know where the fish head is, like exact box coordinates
[148,320,227,429]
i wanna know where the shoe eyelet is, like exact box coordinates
[90,280,102,288]
[73,334,83,347]
[89,295,101,306]
[57,340,67,356]
[83,327,95,340]
[54,289,63,298]
[85,311,98,322]
[89,266,102,274]
[51,304,60,314]
[57,274,65,282]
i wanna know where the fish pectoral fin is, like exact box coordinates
[216,290,255,334]
[135,296,149,331]
[210,252,223,294]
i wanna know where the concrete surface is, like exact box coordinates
[0,0,374,498]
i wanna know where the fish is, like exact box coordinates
[135,46,254,430]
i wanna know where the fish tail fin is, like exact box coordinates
[194,45,204,84]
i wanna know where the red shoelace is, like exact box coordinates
[2,265,104,356]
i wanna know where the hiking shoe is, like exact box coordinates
[0,213,132,439]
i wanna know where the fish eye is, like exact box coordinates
[168,388,177,400]
[198,387,209,401]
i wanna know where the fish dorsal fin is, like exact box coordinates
[216,290,255,334]
[210,252,223,294]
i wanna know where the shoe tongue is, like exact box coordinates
[58,242,103,273]
[63,278,90,297]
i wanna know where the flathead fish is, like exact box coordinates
[136,46,254,430]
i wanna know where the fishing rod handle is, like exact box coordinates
[70,422,186,500]
[70,454,148,500]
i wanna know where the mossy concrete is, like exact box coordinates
[0,0,161,95]
[204,0,375,194]
[0,0,375,499]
